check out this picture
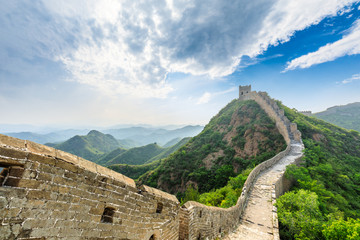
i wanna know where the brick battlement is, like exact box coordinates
[0,134,179,240]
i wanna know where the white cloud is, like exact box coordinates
[1,0,358,98]
[197,92,212,104]
[342,73,360,84]
[196,87,237,104]
[284,19,360,71]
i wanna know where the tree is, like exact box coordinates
[275,189,323,240]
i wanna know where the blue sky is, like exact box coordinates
[1,0,360,129]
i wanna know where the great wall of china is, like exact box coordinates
[0,86,304,239]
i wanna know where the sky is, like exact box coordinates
[1,0,360,130]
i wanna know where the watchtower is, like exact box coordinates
[239,85,251,100]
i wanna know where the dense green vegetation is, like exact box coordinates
[99,137,190,166]
[103,143,164,165]
[139,99,286,197]
[181,168,252,208]
[314,102,360,132]
[108,160,162,180]
[51,130,120,161]
[275,103,360,240]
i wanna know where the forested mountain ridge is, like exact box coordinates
[276,102,360,239]
[314,102,360,132]
[106,137,191,179]
[139,99,287,195]
[50,130,120,161]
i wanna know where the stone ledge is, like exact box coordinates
[141,185,179,203]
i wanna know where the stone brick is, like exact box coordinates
[27,141,56,157]
[18,179,41,189]
[56,160,78,173]
[27,190,52,200]
[55,150,78,165]
[28,152,56,166]
[0,134,26,148]
[78,157,97,173]
[3,177,21,187]
[37,172,53,182]
[0,146,27,159]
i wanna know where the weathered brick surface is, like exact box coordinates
[0,134,180,240]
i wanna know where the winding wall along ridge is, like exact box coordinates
[178,89,303,240]
[0,88,302,240]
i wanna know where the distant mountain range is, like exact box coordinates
[2,125,203,146]
[43,128,197,164]
[102,125,202,146]
[313,102,360,132]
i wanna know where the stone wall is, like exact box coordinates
[0,134,179,240]
[179,90,302,240]
[0,89,303,240]
[246,91,302,144]
[178,144,291,239]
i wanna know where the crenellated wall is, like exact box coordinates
[0,134,179,240]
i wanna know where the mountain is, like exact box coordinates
[145,137,191,164]
[3,125,203,146]
[313,102,360,132]
[275,102,360,239]
[96,147,128,166]
[4,129,91,144]
[108,159,162,180]
[101,143,165,166]
[139,99,286,195]
[162,137,182,148]
[4,132,60,144]
[103,137,191,179]
[51,130,120,161]
[103,125,203,146]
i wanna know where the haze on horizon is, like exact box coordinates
[1,0,360,129]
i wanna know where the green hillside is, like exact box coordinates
[96,147,127,166]
[139,99,286,195]
[104,143,165,166]
[52,130,120,161]
[107,137,191,179]
[145,137,191,163]
[108,160,162,180]
[314,102,360,132]
[162,137,182,148]
[275,102,360,240]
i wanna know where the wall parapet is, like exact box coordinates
[0,134,180,240]
[179,144,291,239]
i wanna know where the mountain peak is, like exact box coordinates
[87,130,103,136]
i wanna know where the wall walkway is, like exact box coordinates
[179,91,303,240]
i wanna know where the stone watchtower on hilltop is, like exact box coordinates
[239,85,252,100]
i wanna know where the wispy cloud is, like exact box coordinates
[341,73,360,84]
[197,92,212,104]
[284,19,360,72]
[1,0,358,98]
[196,87,237,104]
